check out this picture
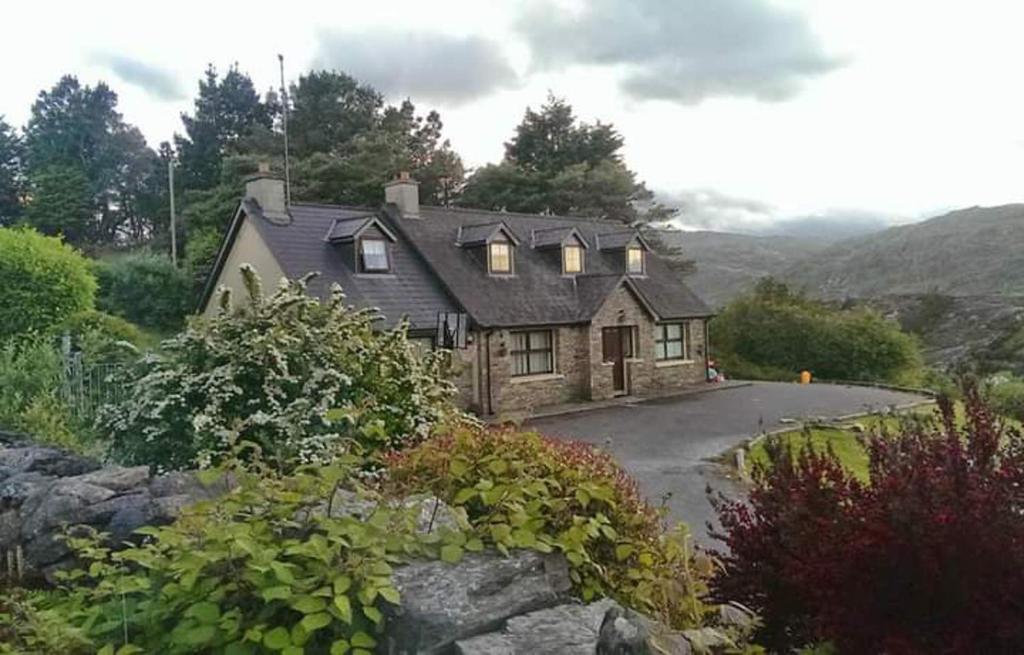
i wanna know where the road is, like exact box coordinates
[527,381,929,547]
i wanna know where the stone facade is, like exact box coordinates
[448,282,708,417]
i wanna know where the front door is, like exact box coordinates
[602,327,633,395]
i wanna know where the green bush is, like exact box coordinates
[712,278,922,384]
[57,310,146,364]
[99,267,456,471]
[0,227,97,339]
[2,456,457,654]
[95,252,193,332]
[985,374,1024,422]
[0,337,79,448]
[385,425,717,632]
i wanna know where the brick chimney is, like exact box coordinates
[385,171,420,218]
[245,162,290,224]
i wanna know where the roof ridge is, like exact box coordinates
[419,204,625,225]
[291,201,378,212]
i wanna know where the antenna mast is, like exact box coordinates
[278,53,292,207]
[168,156,177,266]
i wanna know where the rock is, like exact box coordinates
[597,604,692,655]
[78,466,150,492]
[149,471,206,498]
[98,492,156,542]
[0,446,98,478]
[717,602,756,632]
[457,598,617,655]
[385,550,572,653]
[321,489,461,535]
[19,479,116,540]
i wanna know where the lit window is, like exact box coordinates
[563,244,583,274]
[655,323,688,361]
[627,246,644,274]
[511,330,554,376]
[489,241,512,273]
[359,239,389,272]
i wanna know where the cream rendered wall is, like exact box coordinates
[202,218,287,317]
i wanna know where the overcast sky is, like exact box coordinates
[4,0,1024,232]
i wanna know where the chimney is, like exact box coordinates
[245,162,290,225]
[385,171,420,218]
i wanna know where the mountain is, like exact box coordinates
[663,230,826,307]
[782,204,1024,299]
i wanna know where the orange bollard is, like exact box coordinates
[800,370,812,385]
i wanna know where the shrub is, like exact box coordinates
[0,337,80,448]
[99,267,455,471]
[0,227,97,339]
[712,278,922,383]
[385,425,716,631]
[57,310,145,364]
[5,455,459,654]
[95,252,193,332]
[985,373,1024,422]
[712,387,1024,653]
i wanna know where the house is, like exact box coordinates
[200,166,714,416]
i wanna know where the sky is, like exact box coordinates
[4,0,1024,234]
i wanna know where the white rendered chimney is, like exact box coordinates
[245,162,290,224]
[385,171,420,218]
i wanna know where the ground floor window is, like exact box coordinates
[511,329,554,376]
[655,322,689,360]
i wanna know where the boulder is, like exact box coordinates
[597,604,692,655]
[456,598,618,655]
[385,550,572,653]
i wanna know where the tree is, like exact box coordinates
[22,76,162,246]
[458,94,671,224]
[0,227,97,339]
[175,64,276,191]
[22,165,94,243]
[0,117,23,226]
[289,69,383,157]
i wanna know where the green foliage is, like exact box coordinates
[95,252,192,331]
[100,267,455,471]
[57,310,146,364]
[985,374,1024,422]
[0,337,80,448]
[0,227,97,339]
[0,116,24,226]
[711,278,923,384]
[0,588,92,654]
[385,426,717,631]
[457,94,672,225]
[9,455,457,654]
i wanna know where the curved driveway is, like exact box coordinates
[527,381,929,547]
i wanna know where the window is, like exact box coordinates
[563,244,583,274]
[489,241,512,273]
[627,246,645,274]
[359,238,389,272]
[655,322,688,361]
[511,330,554,376]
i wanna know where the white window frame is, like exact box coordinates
[488,240,513,274]
[563,243,584,274]
[626,246,645,275]
[655,322,689,361]
[358,238,390,272]
[510,329,555,376]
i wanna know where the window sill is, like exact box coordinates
[655,359,696,368]
[356,273,396,278]
[625,357,643,363]
[510,372,565,384]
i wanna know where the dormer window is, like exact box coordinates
[563,243,583,274]
[359,238,389,272]
[489,240,513,274]
[627,246,645,275]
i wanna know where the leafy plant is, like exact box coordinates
[0,227,97,339]
[0,336,81,448]
[95,252,193,332]
[57,310,147,364]
[385,425,716,631]
[99,267,455,471]
[712,386,1024,653]
[984,373,1024,422]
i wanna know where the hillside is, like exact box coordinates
[663,230,826,307]
[782,204,1024,299]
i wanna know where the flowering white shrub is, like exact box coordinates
[99,266,455,470]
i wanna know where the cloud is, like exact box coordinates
[517,0,843,104]
[312,30,519,106]
[91,53,185,101]
[660,188,776,231]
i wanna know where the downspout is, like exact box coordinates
[704,318,711,379]
[485,330,494,415]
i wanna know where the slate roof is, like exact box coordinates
[324,214,384,242]
[596,230,648,250]
[237,201,459,331]
[532,226,589,249]
[207,199,712,331]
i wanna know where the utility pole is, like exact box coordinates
[168,158,177,266]
[278,53,292,207]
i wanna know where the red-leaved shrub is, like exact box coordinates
[712,387,1024,654]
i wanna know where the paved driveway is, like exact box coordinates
[527,381,929,548]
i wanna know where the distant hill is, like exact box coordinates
[663,230,826,307]
[782,204,1024,299]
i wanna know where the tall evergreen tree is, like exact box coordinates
[22,76,161,246]
[175,64,276,191]
[458,94,673,224]
[289,70,383,157]
[0,117,23,226]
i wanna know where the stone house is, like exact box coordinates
[200,168,713,417]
